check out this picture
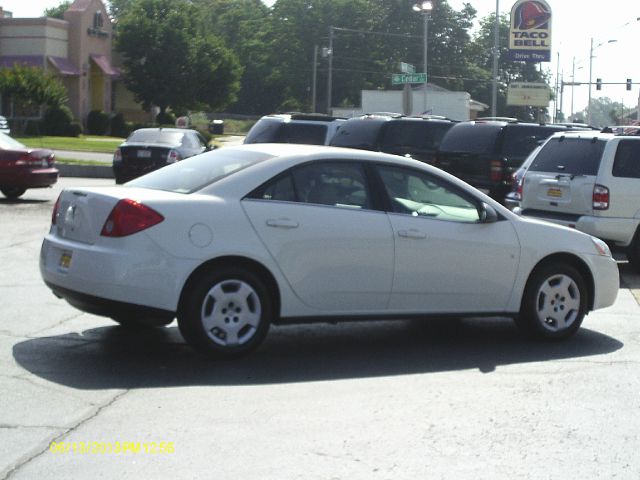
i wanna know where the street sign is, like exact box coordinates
[392,73,427,85]
[399,62,415,74]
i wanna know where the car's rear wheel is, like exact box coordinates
[178,267,272,357]
[516,263,587,340]
[1,187,27,199]
[626,230,640,272]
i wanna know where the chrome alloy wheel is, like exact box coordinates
[200,279,262,347]
[534,273,581,332]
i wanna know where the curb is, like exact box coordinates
[57,164,113,179]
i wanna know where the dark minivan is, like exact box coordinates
[329,114,455,165]
[434,120,592,202]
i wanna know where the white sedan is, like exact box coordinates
[40,144,619,357]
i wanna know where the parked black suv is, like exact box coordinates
[244,113,345,145]
[329,114,456,165]
[434,119,593,202]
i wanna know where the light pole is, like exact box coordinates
[491,0,499,117]
[413,1,433,114]
[587,37,617,125]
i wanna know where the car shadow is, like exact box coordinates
[619,262,640,289]
[0,198,49,205]
[12,317,623,390]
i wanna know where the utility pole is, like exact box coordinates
[491,0,499,117]
[312,45,318,113]
[326,27,334,115]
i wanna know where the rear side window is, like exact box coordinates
[329,120,385,149]
[438,123,502,153]
[612,140,640,178]
[380,122,452,151]
[500,126,560,158]
[244,118,285,143]
[528,137,606,175]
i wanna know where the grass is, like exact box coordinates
[17,135,124,153]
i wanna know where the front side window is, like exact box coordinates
[377,165,480,223]
[251,162,371,209]
[612,140,640,178]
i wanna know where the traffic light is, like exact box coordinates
[627,79,632,91]
[596,78,602,90]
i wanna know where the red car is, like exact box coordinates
[0,132,58,199]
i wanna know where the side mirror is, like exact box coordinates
[479,202,498,223]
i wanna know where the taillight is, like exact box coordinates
[15,154,48,167]
[593,184,609,210]
[490,160,504,182]
[167,150,181,163]
[113,148,122,162]
[101,199,164,237]
[51,193,61,225]
[515,176,524,201]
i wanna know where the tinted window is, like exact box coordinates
[501,126,561,158]
[127,130,184,145]
[438,123,502,153]
[257,174,296,202]
[293,162,371,209]
[528,137,606,175]
[283,124,327,145]
[377,165,480,223]
[612,140,640,178]
[244,118,285,143]
[380,122,452,151]
[127,149,271,193]
[329,119,385,149]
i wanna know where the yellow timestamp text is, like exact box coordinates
[49,441,175,455]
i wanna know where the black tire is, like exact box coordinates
[1,187,27,199]
[626,231,640,273]
[516,263,587,340]
[178,267,272,357]
[111,316,174,328]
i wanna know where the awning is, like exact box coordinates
[90,54,119,76]
[0,55,44,69]
[47,56,81,76]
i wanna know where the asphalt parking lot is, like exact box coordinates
[1,177,640,479]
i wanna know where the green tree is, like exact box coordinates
[576,97,623,127]
[116,0,242,117]
[43,1,71,19]
[0,64,68,109]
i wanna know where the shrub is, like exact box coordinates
[42,105,73,136]
[110,112,129,138]
[155,110,176,126]
[66,121,83,137]
[24,120,42,136]
[87,110,110,135]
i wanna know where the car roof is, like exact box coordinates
[131,127,197,134]
[260,113,345,123]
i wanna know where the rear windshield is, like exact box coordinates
[244,119,327,145]
[438,123,502,153]
[380,121,452,151]
[330,119,385,149]
[501,126,562,159]
[528,137,606,175]
[127,130,184,145]
[126,149,271,193]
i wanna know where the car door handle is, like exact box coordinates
[397,229,427,239]
[266,218,299,229]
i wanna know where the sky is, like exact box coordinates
[2,0,639,118]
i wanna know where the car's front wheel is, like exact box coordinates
[1,187,27,199]
[516,263,587,340]
[178,267,272,357]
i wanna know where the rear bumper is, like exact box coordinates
[520,210,639,247]
[0,168,58,188]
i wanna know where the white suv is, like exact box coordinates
[517,127,640,270]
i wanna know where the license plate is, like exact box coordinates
[58,250,72,272]
[137,150,152,158]
[547,187,563,198]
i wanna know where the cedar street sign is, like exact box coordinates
[392,73,427,85]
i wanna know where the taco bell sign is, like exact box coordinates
[508,0,552,62]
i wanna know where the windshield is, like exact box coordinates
[528,137,606,176]
[127,149,272,193]
[127,130,184,145]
